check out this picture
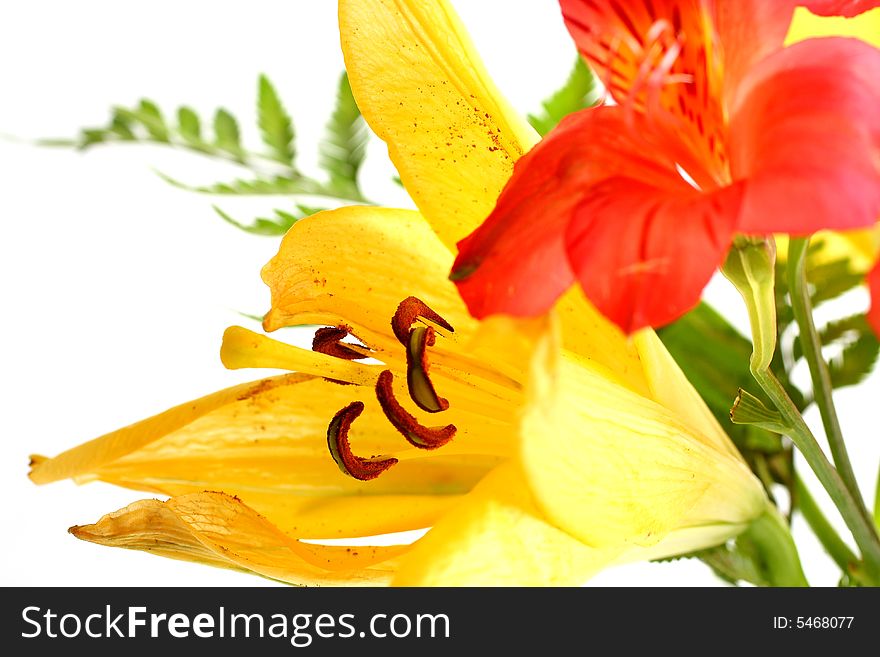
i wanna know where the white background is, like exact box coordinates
[1,0,876,587]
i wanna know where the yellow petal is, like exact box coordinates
[71,492,405,585]
[555,285,651,397]
[777,226,880,275]
[520,322,766,551]
[393,464,620,586]
[261,495,460,539]
[221,325,381,386]
[261,205,527,405]
[786,8,880,47]
[262,206,472,350]
[633,329,742,460]
[31,373,502,538]
[339,0,539,248]
[28,373,311,485]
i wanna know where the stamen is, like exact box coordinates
[391,296,454,346]
[406,326,449,413]
[375,370,456,450]
[326,402,398,481]
[312,325,371,360]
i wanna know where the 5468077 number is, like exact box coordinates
[773,616,854,629]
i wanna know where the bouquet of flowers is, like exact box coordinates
[23,0,880,587]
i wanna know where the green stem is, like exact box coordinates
[39,136,369,203]
[794,475,860,578]
[750,368,880,581]
[744,507,809,587]
[722,239,880,585]
[875,461,880,531]
[787,237,871,525]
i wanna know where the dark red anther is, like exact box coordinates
[406,326,449,413]
[391,296,454,346]
[375,370,456,450]
[312,325,370,360]
[327,401,398,481]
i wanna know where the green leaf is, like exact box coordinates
[527,57,600,137]
[790,314,878,389]
[730,389,788,434]
[132,99,169,141]
[828,325,879,388]
[778,238,868,323]
[212,204,324,236]
[693,542,770,587]
[810,261,865,307]
[79,128,109,148]
[109,111,136,140]
[793,314,863,362]
[257,74,295,164]
[653,541,767,587]
[213,108,244,160]
[157,171,326,197]
[237,311,267,324]
[177,106,202,144]
[319,72,368,196]
[661,510,806,587]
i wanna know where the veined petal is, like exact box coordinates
[868,262,880,336]
[28,374,311,485]
[787,6,880,46]
[555,287,652,397]
[393,464,621,586]
[260,205,528,411]
[71,493,405,585]
[339,0,539,248]
[565,176,741,332]
[520,321,765,549]
[633,329,742,459]
[30,374,503,538]
[613,521,754,564]
[559,0,726,180]
[730,38,880,234]
[262,206,473,354]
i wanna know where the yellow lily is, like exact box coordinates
[30,0,771,586]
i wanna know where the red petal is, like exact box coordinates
[710,1,797,97]
[452,106,738,331]
[559,0,727,182]
[803,1,880,17]
[565,178,741,332]
[453,107,678,319]
[451,157,575,319]
[868,262,880,337]
[729,38,880,234]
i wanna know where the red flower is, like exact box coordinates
[452,1,880,333]
[869,262,880,337]
[806,1,877,16]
